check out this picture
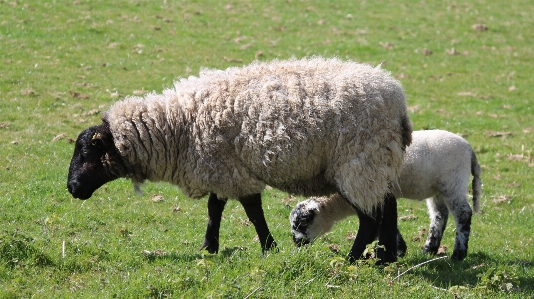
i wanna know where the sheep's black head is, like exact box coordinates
[67,123,127,199]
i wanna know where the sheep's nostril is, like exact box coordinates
[67,180,79,194]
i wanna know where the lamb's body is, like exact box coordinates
[290,130,481,260]
[67,57,412,262]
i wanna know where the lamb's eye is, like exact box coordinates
[81,149,89,157]
[297,221,308,229]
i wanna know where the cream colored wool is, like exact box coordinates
[104,57,412,214]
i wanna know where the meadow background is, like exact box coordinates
[1,0,533,298]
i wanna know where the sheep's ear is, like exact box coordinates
[91,133,104,148]
[311,207,320,215]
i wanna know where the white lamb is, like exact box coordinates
[290,130,481,260]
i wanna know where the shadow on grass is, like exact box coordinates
[400,251,534,293]
[142,246,251,263]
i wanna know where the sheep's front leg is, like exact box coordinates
[377,193,398,264]
[200,192,227,254]
[348,206,380,264]
[239,193,277,253]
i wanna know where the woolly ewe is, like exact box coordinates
[67,57,412,262]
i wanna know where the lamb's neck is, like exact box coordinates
[320,194,357,222]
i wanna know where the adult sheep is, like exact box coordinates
[67,57,412,263]
[290,130,481,261]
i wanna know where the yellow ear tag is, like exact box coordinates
[91,133,102,146]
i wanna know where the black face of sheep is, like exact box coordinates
[67,123,127,199]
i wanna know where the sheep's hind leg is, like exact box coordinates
[450,199,472,261]
[423,197,449,255]
[200,192,227,254]
[377,193,398,264]
[397,227,408,257]
[239,193,277,253]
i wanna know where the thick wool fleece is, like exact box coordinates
[104,57,412,214]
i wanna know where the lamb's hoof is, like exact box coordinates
[200,240,219,254]
[422,246,439,255]
[451,249,467,261]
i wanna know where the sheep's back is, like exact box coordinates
[187,57,409,201]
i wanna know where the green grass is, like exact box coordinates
[1,0,533,298]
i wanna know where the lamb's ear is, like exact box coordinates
[307,201,321,215]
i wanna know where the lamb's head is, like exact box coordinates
[289,198,335,246]
[67,123,128,200]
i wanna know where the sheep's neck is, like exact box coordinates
[123,104,192,188]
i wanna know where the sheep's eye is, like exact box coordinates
[81,149,90,157]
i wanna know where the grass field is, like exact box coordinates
[1,0,533,298]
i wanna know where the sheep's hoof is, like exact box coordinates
[451,249,467,261]
[397,230,407,257]
[262,239,278,254]
[200,240,219,254]
[397,240,407,258]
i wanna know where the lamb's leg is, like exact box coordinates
[424,197,449,255]
[348,206,381,264]
[449,199,473,261]
[377,193,398,264]
[239,193,277,253]
[200,192,227,254]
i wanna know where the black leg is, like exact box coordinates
[239,193,277,253]
[396,227,407,258]
[348,206,381,264]
[200,192,227,254]
[377,193,398,264]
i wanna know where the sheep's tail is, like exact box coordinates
[470,148,482,213]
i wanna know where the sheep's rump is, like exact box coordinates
[105,57,411,214]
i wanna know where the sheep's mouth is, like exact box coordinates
[72,193,91,200]
[67,181,94,200]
